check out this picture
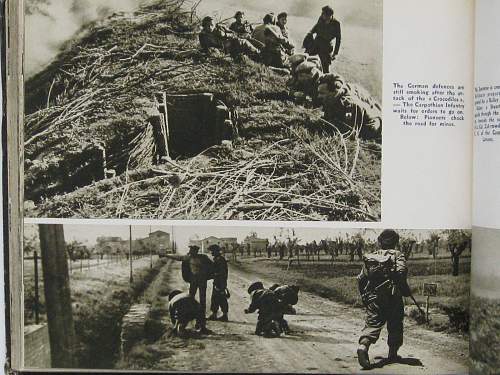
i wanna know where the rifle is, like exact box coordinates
[408,290,427,320]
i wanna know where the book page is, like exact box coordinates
[12,0,475,373]
[473,0,500,229]
[471,1,500,373]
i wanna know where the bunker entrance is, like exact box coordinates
[152,92,237,159]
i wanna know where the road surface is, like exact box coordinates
[150,260,468,373]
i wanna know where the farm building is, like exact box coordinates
[243,234,269,254]
[189,236,238,254]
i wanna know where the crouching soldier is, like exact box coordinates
[168,290,210,337]
[207,244,229,322]
[356,229,411,370]
[244,281,282,337]
[270,283,300,334]
[199,16,260,60]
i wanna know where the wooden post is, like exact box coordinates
[34,251,40,325]
[39,224,76,368]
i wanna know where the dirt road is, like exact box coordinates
[150,261,468,373]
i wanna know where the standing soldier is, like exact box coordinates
[168,245,214,328]
[356,229,411,370]
[303,6,341,73]
[207,244,229,322]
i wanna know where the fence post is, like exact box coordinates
[34,251,40,325]
[38,224,76,368]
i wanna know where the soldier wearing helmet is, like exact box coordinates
[207,244,229,322]
[356,229,410,370]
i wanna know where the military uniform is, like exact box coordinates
[245,287,282,336]
[270,284,300,333]
[305,17,341,73]
[229,20,252,36]
[199,26,259,59]
[357,249,408,352]
[187,252,214,325]
[168,291,206,335]
[262,25,291,68]
[210,252,229,318]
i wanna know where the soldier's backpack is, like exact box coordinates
[181,259,192,283]
[362,252,395,283]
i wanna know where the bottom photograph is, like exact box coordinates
[22,224,471,373]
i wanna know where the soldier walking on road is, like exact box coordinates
[207,244,229,322]
[356,229,411,370]
[303,6,341,73]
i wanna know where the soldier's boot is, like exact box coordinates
[387,346,401,362]
[357,340,371,370]
[218,313,229,322]
[207,313,218,321]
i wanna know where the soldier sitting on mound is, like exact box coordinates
[199,16,260,61]
[244,281,282,337]
[270,283,300,334]
[356,229,411,370]
[168,290,210,337]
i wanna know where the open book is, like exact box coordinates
[2,0,499,374]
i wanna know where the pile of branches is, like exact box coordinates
[35,125,380,221]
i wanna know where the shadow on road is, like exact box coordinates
[369,356,424,370]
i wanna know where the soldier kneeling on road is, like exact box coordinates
[356,229,411,370]
[244,281,282,337]
[168,290,211,337]
[199,16,260,61]
[270,283,300,334]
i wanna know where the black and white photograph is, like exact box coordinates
[24,0,382,221]
[23,223,471,372]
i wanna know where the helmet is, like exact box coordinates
[168,290,183,301]
[208,244,221,254]
[378,229,400,249]
[201,16,214,28]
[247,281,264,294]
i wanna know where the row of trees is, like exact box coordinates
[259,230,471,276]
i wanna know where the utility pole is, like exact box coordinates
[129,226,133,283]
[39,224,75,368]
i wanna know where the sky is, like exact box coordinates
[25,223,444,255]
[25,0,383,100]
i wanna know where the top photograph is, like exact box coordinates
[23,0,383,221]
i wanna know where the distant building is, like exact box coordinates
[96,236,126,255]
[243,234,269,253]
[96,230,172,256]
[188,236,239,254]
